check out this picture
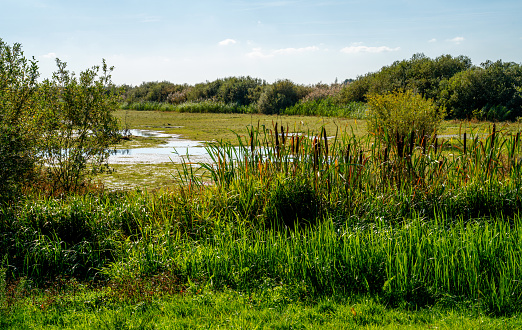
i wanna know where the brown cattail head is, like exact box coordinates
[250,129,254,153]
[463,132,467,155]
[322,127,328,158]
[281,122,285,146]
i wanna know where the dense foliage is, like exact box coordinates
[339,53,522,120]
[439,60,522,120]
[0,40,41,202]
[0,40,121,200]
[2,125,522,317]
[120,53,522,120]
[366,90,445,148]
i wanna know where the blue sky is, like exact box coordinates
[2,0,521,85]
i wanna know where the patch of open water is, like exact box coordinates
[109,130,465,165]
[109,130,212,164]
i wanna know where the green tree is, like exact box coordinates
[257,80,308,114]
[0,39,41,202]
[440,60,522,120]
[338,54,472,105]
[216,76,265,106]
[38,59,121,192]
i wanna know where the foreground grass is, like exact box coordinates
[3,283,522,329]
[3,122,522,327]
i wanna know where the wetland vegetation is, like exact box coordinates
[2,39,522,328]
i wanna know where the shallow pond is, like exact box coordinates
[109,130,211,164]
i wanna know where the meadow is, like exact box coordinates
[2,110,522,329]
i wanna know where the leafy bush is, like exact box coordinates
[366,90,444,148]
[339,53,472,104]
[0,40,41,202]
[37,59,121,192]
[123,81,188,103]
[215,76,266,106]
[439,60,522,120]
[257,80,309,114]
[1,40,121,197]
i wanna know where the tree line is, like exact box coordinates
[121,53,522,120]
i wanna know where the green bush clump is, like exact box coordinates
[257,79,309,114]
[366,90,444,148]
[0,40,40,202]
[0,39,121,198]
[439,60,522,120]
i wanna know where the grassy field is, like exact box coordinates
[114,110,367,143]
[3,111,522,328]
[114,110,522,143]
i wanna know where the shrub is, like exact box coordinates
[338,54,472,104]
[257,80,308,115]
[439,60,522,120]
[0,39,41,202]
[366,90,444,148]
[37,59,121,193]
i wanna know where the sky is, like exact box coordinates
[1,0,521,86]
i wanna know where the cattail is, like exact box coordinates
[463,132,467,155]
[421,129,426,155]
[396,131,404,158]
[323,127,328,158]
[313,136,319,169]
[345,144,351,163]
[281,122,285,146]
[512,132,520,158]
[274,124,280,157]
[250,129,254,154]
[408,130,415,157]
[491,123,496,151]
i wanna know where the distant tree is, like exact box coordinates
[338,53,472,105]
[216,76,265,105]
[439,60,522,120]
[257,80,309,115]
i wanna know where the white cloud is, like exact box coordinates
[247,46,319,58]
[273,46,319,55]
[340,45,400,54]
[428,38,437,43]
[448,37,465,44]
[218,39,238,46]
[41,52,57,59]
[247,48,271,59]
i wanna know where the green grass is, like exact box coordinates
[96,163,187,191]
[115,110,365,144]
[3,118,522,327]
[3,284,522,329]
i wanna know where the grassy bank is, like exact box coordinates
[2,123,522,324]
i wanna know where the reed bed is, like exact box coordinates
[119,100,255,114]
[2,123,522,315]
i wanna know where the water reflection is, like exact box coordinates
[110,129,210,164]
